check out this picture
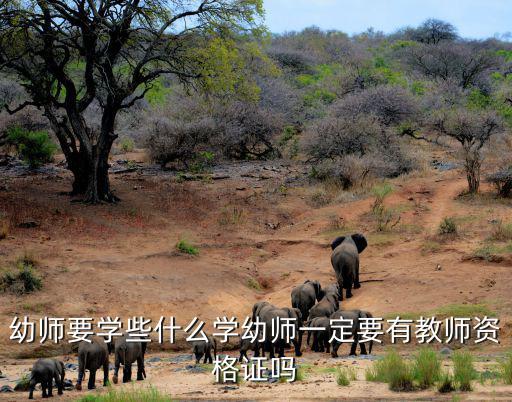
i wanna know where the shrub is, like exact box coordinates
[6,127,57,168]
[247,277,261,291]
[366,349,414,391]
[119,137,135,153]
[175,239,199,256]
[1,259,42,294]
[452,350,476,391]
[438,217,457,235]
[77,386,172,402]
[499,352,512,385]
[412,347,441,389]
[336,367,357,386]
[371,183,400,231]
[490,220,512,241]
[437,370,455,393]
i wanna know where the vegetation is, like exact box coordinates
[452,350,476,391]
[366,349,414,391]
[119,138,135,153]
[412,348,441,389]
[438,217,457,235]
[437,370,455,393]
[77,387,172,402]
[336,367,357,386]
[175,239,199,256]
[0,257,42,295]
[6,127,57,168]
[499,352,512,385]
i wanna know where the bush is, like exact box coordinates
[175,239,199,256]
[366,349,414,391]
[119,137,135,153]
[412,348,441,389]
[499,352,512,385]
[452,350,476,391]
[1,259,42,295]
[490,220,512,241]
[336,367,357,386]
[437,370,455,393]
[438,217,457,235]
[6,127,57,168]
[77,386,172,402]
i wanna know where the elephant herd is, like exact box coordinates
[237,233,373,361]
[27,334,146,399]
[25,233,370,398]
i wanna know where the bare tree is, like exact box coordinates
[411,19,458,44]
[0,0,263,202]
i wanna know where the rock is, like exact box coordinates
[64,363,78,371]
[440,347,452,356]
[436,264,442,271]
[18,221,39,229]
[147,356,162,363]
[168,354,193,364]
[14,376,31,391]
[221,385,238,391]
[0,385,14,393]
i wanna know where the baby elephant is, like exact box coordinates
[191,336,217,364]
[28,358,65,399]
[239,337,262,362]
[112,335,147,384]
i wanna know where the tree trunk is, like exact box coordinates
[465,154,481,194]
[83,142,117,204]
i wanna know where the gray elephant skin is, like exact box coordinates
[191,336,217,364]
[76,336,110,391]
[28,358,65,399]
[239,337,262,362]
[306,284,340,345]
[330,309,374,358]
[112,335,147,384]
[331,234,368,299]
[291,280,324,321]
[252,302,303,358]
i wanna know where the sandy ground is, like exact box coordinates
[1,150,512,399]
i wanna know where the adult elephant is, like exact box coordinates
[291,280,324,321]
[112,335,147,384]
[331,234,368,300]
[330,310,374,358]
[76,336,110,390]
[306,284,340,345]
[256,304,303,358]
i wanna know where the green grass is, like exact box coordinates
[421,240,442,254]
[386,302,495,321]
[247,277,261,291]
[365,349,414,391]
[437,370,455,393]
[489,220,512,241]
[452,350,477,391]
[473,242,512,260]
[412,347,441,389]
[175,239,199,256]
[0,258,42,295]
[119,137,135,153]
[77,386,173,402]
[499,352,512,384]
[438,217,457,235]
[336,367,357,386]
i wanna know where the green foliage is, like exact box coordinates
[467,89,492,109]
[452,350,476,391]
[189,151,215,174]
[438,217,457,235]
[247,277,261,291]
[499,352,512,384]
[1,257,42,295]
[119,137,135,153]
[437,370,455,393]
[6,127,57,168]
[411,81,426,95]
[175,239,199,256]
[490,220,512,241]
[366,350,414,391]
[336,367,357,386]
[412,348,441,389]
[371,183,399,231]
[77,386,173,402]
[144,78,172,106]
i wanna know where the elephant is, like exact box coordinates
[256,304,303,358]
[239,337,262,362]
[291,280,324,321]
[76,336,110,390]
[330,309,374,358]
[331,233,368,299]
[307,316,331,353]
[191,336,217,364]
[28,358,65,399]
[112,335,147,384]
[306,284,340,345]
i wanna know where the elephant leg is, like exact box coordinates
[123,363,132,383]
[360,342,368,355]
[28,379,36,399]
[54,372,63,395]
[76,358,85,390]
[349,341,358,356]
[267,340,275,359]
[354,263,361,289]
[137,356,145,380]
[318,334,324,352]
[47,378,53,397]
[41,381,48,398]
[278,340,285,358]
[103,360,109,386]
[312,332,318,352]
[331,341,340,358]
[345,278,353,299]
[88,369,97,390]
[112,354,120,384]
[307,330,311,346]
[293,338,302,357]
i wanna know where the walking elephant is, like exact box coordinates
[306,284,340,345]
[76,336,110,390]
[331,234,367,299]
[28,358,65,399]
[112,335,147,384]
[191,336,217,364]
[291,280,324,321]
[330,309,374,358]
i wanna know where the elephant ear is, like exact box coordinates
[312,281,323,301]
[331,236,346,250]
[351,233,368,253]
